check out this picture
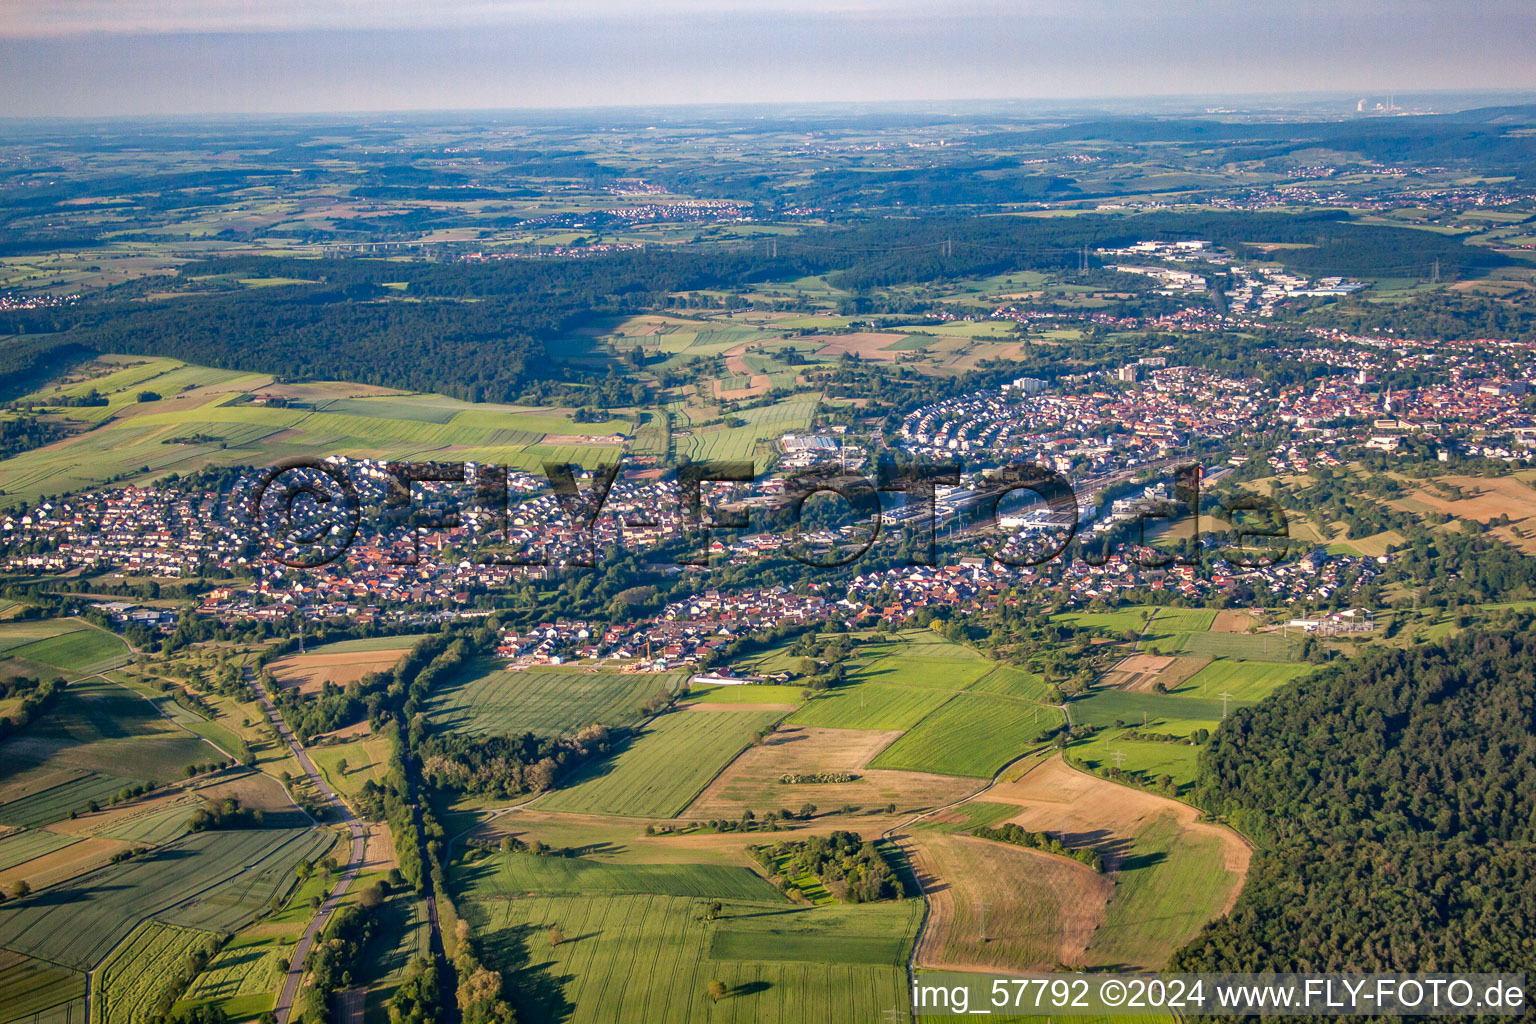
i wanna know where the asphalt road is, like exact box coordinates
[248,665,368,1024]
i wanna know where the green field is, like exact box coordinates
[0,622,83,656]
[785,683,954,731]
[676,395,819,462]
[0,828,81,871]
[1070,736,1205,788]
[535,709,785,818]
[1052,608,1157,635]
[94,801,198,846]
[0,827,330,969]
[1169,631,1300,661]
[177,933,285,1020]
[1083,814,1242,970]
[427,660,684,737]
[466,893,918,1024]
[870,694,1059,778]
[1177,659,1315,702]
[299,635,425,654]
[967,664,1052,702]
[683,684,805,705]
[0,950,86,1024]
[6,628,129,675]
[1149,607,1218,632]
[455,852,784,902]
[95,921,220,1024]
[1067,689,1228,731]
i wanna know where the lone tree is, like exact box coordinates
[706,980,727,1004]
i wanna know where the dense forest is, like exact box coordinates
[1173,626,1536,977]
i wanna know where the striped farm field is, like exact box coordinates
[455,852,784,902]
[0,771,138,829]
[870,693,1061,778]
[6,628,129,675]
[678,394,819,462]
[0,829,80,871]
[535,708,785,818]
[0,827,330,969]
[465,893,917,1024]
[95,921,221,1024]
[93,802,197,846]
[966,664,1051,702]
[1177,659,1316,702]
[0,622,83,656]
[1173,630,1300,662]
[1149,607,1219,633]
[786,683,954,731]
[427,659,684,737]
[0,950,86,1024]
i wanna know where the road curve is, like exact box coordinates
[248,665,368,1024]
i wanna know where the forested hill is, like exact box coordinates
[0,208,1509,404]
[1174,625,1536,976]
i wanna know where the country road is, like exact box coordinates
[247,664,368,1024]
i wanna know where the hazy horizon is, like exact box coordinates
[3,0,1533,118]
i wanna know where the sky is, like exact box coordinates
[1,0,1533,117]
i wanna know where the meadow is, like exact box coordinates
[427,660,684,737]
[1082,813,1241,970]
[871,693,1060,778]
[982,758,1248,970]
[177,934,286,1020]
[535,708,785,818]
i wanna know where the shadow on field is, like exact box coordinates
[480,921,576,1024]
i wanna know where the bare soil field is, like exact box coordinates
[268,648,410,695]
[908,832,1112,972]
[683,725,982,819]
[1210,610,1258,633]
[1099,654,1175,690]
